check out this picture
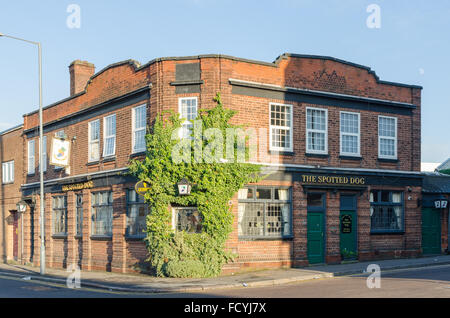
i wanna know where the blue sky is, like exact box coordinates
[0,0,449,162]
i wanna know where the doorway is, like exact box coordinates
[307,193,325,264]
[422,208,441,254]
[340,195,357,260]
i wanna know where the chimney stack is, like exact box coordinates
[69,60,95,96]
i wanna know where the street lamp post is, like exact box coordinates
[0,33,45,275]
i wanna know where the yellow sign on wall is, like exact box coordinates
[62,181,94,192]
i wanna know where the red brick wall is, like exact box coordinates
[0,126,24,262]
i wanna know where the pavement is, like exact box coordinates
[0,255,449,294]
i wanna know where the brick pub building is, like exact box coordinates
[4,53,447,274]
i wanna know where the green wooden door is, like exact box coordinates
[307,212,324,264]
[340,211,357,259]
[422,208,441,254]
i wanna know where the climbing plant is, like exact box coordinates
[129,93,261,277]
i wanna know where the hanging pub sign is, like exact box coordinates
[50,137,71,167]
[434,200,448,209]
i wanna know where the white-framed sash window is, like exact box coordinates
[132,104,147,153]
[103,114,116,157]
[269,103,293,152]
[28,139,35,174]
[2,161,14,184]
[340,111,360,156]
[378,116,397,159]
[88,119,100,162]
[178,97,198,139]
[306,107,328,154]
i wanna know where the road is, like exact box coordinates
[0,264,448,298]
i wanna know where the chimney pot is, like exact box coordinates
[69,60,95,96]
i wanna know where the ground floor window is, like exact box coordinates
[370,190,403,232]
[238,186,292,239]
[52,196,67,235]
[76,194,83,236]
[126,189,149,237]
[91,191,113,236]
[173,207,202,233]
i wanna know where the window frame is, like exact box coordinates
[306,107,328,155]
[52,195,68,236]
[91,191,114,237]
[370,190,404,234]
[2,160,14,184]
[132,104,147,154]
[378,115,397,160]
[171,206,203,234]
[102,114,116,158]
[88,119,100,162]
[76,193,83,237]
[237,186,293,240]
[178,97,198,139]
[269,102,294,152]
[28,139,35,175]
[126,189,149,238]
[340,111,361,157]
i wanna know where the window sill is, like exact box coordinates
[125,236,146,241]
[238,236,294,241]
[86,161,99,166]
[52,234,68,239]
[305,153,329,158]
[90,235,112,241]
[130,151,146,159]
[170,80,204,86]
[2,182,14,185]
[378,158,398,163]
[370,231,405,235]
[27,173,35,177]
[102,156,116,163]
[269,150,295,156]
[339,155,362,160]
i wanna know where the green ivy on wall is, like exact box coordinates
[129,93,261,277]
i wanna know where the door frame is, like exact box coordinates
[339,194,358,259]
[421,207,441,254]
[306,192,326,264]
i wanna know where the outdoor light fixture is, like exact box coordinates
[177,178,192,196]
[16,200,27,213]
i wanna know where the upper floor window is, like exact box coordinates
[306,107,328,154]
[2,161,14,184]
[237,186,292,239]
[103,114,116,157]
[88,120,100,162]
[340,111,360,156]
[378,116,397,159]
[28,139,35,174]
[178,97,197,139]
[132,105,147,153]
[269,103,293,152]
[126,189,149,237]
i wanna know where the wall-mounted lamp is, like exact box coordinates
[177,178,192,196]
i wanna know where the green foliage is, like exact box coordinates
[129,93,261,277]
[439,169,450,175]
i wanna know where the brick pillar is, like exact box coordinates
[111,184,127,273]
[326,191,341,264]
[357,190,371,260]
[292,182,308,266]
[82,188,92,271]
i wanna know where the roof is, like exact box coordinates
[437,158,450,171]
[0,124,23,136]
[422,173,450,193]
